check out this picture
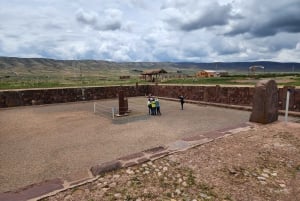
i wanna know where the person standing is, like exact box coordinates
[155,97,161,115]
[147,98,151,115]
[151,99,156,115]
[178,95,186,110]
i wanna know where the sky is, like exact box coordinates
[0,0,300,62]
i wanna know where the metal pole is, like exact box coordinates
[94,102,96,113]
[285,89,290,123]
[112,107,115,119]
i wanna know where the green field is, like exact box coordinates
[0,72,299,90]
[161,73,300,86]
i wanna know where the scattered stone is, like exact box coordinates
[271,172,278,177]
[175,189,181,195]
[64,195,72,201]
[200,193,210,199]
[178,178,183,183]
[113,174,120,179]
[263,169,271,174]
[261,173,269,178]
[147,161,153,166]
[163,167,168,172]
[142,164,147,167]
[109,182,117,188]
[144,170,150,174]
[114,193,122,198]
[259,181,267,185]
[102,187,109,192]
[257,176,266,181]
[279,184,286,188]
[157,172,162,177]
[182,181,187,187]
[136,198,142,201]
[126,169,135,175]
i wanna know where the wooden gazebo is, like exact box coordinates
[141,69,167,82]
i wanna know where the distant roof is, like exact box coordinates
[141,69,167,75]
[199,70,228,73]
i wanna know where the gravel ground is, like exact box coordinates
[0,97,251,193]
[43,121,300,201]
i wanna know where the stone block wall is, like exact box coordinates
[0,85,149,108]
[0,84,299,112]
[148,85,300,112]
[149,85,254,106]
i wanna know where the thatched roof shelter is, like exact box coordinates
[141,69,167,82]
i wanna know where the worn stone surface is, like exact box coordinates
[250,80,278,124]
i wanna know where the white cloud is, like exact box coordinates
[0,0,299,62]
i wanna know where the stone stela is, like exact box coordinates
[118,90,128,116]
[250,79,278,124]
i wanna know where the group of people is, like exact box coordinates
[147,95,161,115]
[147,94,187,115]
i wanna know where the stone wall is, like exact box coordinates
[148,85,300,112]
[0,85,149,108]
[0,84,299,112]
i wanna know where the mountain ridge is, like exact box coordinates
[0,56,299,74]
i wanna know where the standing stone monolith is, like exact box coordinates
[118,90,128,115]
[250,80,278,124]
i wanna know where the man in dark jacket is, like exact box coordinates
[178,95,186,110]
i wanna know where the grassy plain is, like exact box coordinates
[0,72,299,90]
[161,73,300,86]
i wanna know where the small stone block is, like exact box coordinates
[123,162,138,168]
[90,160,122,176]
[137,157,150,164]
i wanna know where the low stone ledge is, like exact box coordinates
[137,157,150,163]
[143,146,167,154]
[201,131,224,139]
[0,178,63,201]
[118,152,144,161]
[149,151,170,159]
[90,160,122,176]
[182,134,206,142]
[122,162,138,168]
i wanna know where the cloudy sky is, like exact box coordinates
[0,0,300,62]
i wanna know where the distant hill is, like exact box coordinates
[0,57,299,76]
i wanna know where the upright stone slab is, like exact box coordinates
[250,80,278,124]
[118,90,128,115]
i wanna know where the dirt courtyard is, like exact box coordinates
[0,97,255,192]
